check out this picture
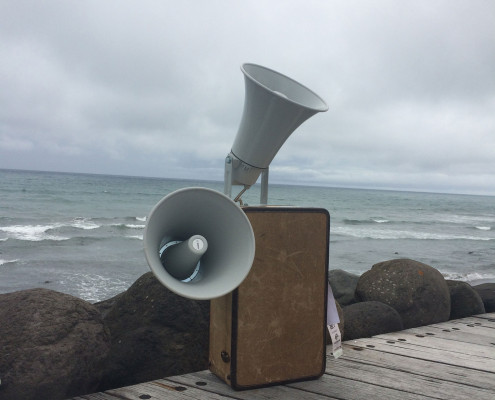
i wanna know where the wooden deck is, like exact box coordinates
[72,313,495,399]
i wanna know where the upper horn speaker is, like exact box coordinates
[228,63,328,187]
[143,187,255,300]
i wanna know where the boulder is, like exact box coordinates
[473,283,495,312]
[447,280,485,319]
[0,288,110,400]
[94,291,125,318]
[97,272,210,391]
[342,301,403,340]
[356,259,450,329]
[329,269,359,306]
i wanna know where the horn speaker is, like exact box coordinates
[228,63,328,188]
[143,187,255,300]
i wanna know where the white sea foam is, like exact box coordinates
[61,273,130,302]
[136,216,147,222]
[333,226,493,241]
[126,235,143,240]
[125,224,145,229]
[372,219,389,224]
[436,214,495,225]
[475,226,491,231]
[443,271,495,284]
[0,259,19,266]
[71,218,100,230]
[0,224,68,241]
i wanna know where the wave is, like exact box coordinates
[343,218,390,225]
[71,217,100,230]
[0,259,19,266]
[0,216,147,241]
[111,223,145,230]
[126,235,143,240]
[136,216,146,222]
[0,224,69,241]
[474,226,491,231]
[443,271,495,284]
[333,226,494,241]
[125,224,145,229]
[435,214,495,225]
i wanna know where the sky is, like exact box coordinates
[1,0,494,195]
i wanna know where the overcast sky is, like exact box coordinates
[1,1,494,195]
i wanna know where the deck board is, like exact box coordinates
[72,313,495,400]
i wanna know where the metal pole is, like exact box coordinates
[260,167,269,205]
[224,155,233,198]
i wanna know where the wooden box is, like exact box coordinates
[209,207,329,390]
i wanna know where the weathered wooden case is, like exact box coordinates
[209,207,329,390]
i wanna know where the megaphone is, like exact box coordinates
[226,63,328,194]
[143,187,255,300]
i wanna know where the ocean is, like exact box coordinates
[1,169,494,302]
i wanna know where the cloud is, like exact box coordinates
[0,0,494,194]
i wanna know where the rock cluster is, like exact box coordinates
[329,258,488,341]
[0,259,491,399]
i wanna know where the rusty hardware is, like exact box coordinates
[221,350,231,363]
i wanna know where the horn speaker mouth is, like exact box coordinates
[144,187,255,300]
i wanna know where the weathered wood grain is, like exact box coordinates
[339,344,495,391]
[74,312,495,400]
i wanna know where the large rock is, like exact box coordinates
[356,259,451,329]
[97,272,210,391]
[343,301,403,340]
[447,280,485,319]
[94,291,125,318]
[473,283,495,312]
[0,288,110,400]
[329,269,359,306]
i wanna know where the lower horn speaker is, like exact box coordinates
[143,187,255,300]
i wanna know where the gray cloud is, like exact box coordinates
[1,0,494,194]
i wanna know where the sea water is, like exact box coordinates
[1,169,494,302]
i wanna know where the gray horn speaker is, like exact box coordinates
[228,63,329,187]
[143,187,255,300]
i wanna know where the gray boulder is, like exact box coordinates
[342,301,403,340]
[0,288,110,400]
[97,272,210,391]
[356,259,451,329]
[473,283,495,312]
[329,269,359,306]
[447,280,485,319]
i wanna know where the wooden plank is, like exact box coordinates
[404,325,495,346]
[289,372,436,400]
[104,380,230,399]
[70,394,116,400]
[325,355,494,400]
[448,316,495,329]
[416,321,495,340]
[473,313,495,321]
[338,344,495,391]
[71,314,495,399]
[372,330,494,358]
[166,370,336,399]
[347,337,495,373]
